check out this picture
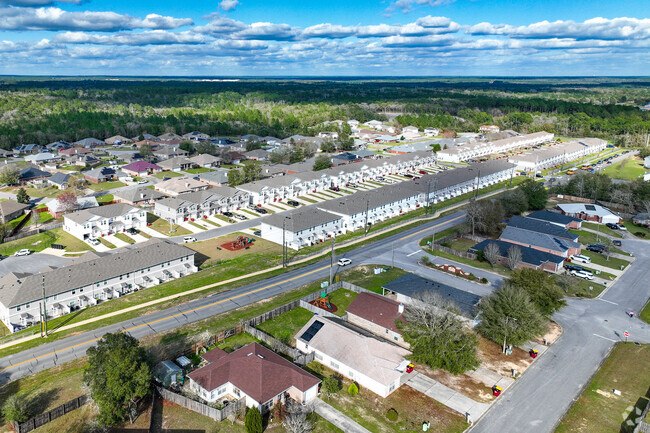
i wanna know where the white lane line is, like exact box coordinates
[407,251,421,257]
[597,299,618,305]
[593,334,617,342]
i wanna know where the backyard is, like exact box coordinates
[555,343,650,433]
[257,307,314,344]
[338,265,407,294]
[0,227,91,256]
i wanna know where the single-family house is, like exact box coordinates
[633,213,650,227]
[46,141,72,152]
[189,154,221,168]
[479,125,500,134]
[59,147,92,157]
[113,187,166,206]
[346,292,408,348]
[243,149,270,161]
[499,226,581,258]
[105,135,133,146]
[158,133,183,142]
[63,203,145,240]
[46,172,72,189]
[200,169,230,186]
[45,195,99,218]
[424,128,440,137]
[84,167,129,184]
[188,343,320,413]
[157,156,193,172]
[155,177,209,196]
[507,216,579,242]
[13,144,43,156]
[121,161,162,177]
[471,239,566,273]
[0,200,29,224]
[74,138,105,148]
[24,152,61,165]
[556,203,620,225]
[182,131,210,142]
[153,146,189,161]
[18,167,51,185]
[526,210,582,229]
[295,316,411,398]
[401,126,420,139]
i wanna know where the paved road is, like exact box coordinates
[0,212,465,384]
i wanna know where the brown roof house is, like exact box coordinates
[0,200,29,224]
[155,177,209,196]
[346,292,408,348]
[187,343,320,413]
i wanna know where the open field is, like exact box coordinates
[337,265,407,294]
[601,156,646,181]
[555,343,650,433]
[186,231,282,267]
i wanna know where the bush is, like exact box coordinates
[348,382,359,396]
[385,408,399,422]
[480,277,489,284]
[2,395,30,424]
[245,406,263,433]
[635,231,646,238]
[467,274,477,281]
[420,255,430,265]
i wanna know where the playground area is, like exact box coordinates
[186,231,282,267]
[309,292,339,314]
[219,235,255,251]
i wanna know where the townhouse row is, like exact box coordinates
[507,138,607,171]
[437,131,555,163]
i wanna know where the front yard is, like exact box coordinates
[337,265,407,294]
[147,213,192,236]
[87,181,125,191]
[151,171,183,179]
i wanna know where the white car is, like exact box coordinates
[617,224,627,231]
[88,238,100,246]
[183,236,197,243]
[138,179,148,185]
[571,270,594,280]
[571,254,592,264]
[337,258,352,266]
[14,249,31,256]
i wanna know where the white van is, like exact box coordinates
[571,254,591,264]
[183,236,197,243]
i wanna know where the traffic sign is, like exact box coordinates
[624,331,630,338]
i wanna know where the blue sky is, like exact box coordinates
[0,0,648,76]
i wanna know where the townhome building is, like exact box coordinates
[63,203,146,240]
[260,207,342,250]
[508,138,607,171]
[0,239,196,332]
[154,187,249,223]
[437,131,555,162]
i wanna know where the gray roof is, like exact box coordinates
[243,149,270,159]
[114,187,166,203]
[48,172,71,185]
[499,226,580,253]
[157,156,193,169]
[199,169,229,184]
[471,239,564,268]
[526,210,581,226]
[264,207,341,232]
[0,238,195,308]
[316,183,418,216]
[189,154,221,165]
[0,200,29,217]
[382,273,481,317]
[65,203,140,224]
[507,216,578,241]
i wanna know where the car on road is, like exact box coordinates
[233,214,247,220]
[253,230,261,236]
[567,170,575,175]
[564,264,584,272]
[570,254,592,264]
[287,200,300,207]
[183,236,197,243]
[88,238,100,246]
[14,249,31,256]
[536,173,544,178]
[337,258,352,266]
[571,269,594,280]
[223,211,234,217]
[613,240,622,246]
[606,223,619,230]
[138,179,148,184]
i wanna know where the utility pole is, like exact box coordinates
[41,275,47,337]
[282,218,286,268]
[474,168,481,199]
[329,237,335,284]
[431,227,435,249]
[364,198,370,235]
[391,242,394,268]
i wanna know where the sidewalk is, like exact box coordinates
[312,399,371,433]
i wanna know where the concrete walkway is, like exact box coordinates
[139,226,166,238]
[467,367,515,391]
[312,399,372,433]
[406,372,489,420]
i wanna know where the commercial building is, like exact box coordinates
[556,203,621,225]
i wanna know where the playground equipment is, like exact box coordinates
[221,236,255,251]
[313,292,333,311]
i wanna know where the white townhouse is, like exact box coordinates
[508,138,607,171]
[154,187,249,223]
[437,131,555,163]
[260,207,343,250]
[0,239,196,332]
[237,175,304,205]
[401,126,420,139]
[424,127,440,136]
[63,203,145,241]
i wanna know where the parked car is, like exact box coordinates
[88,238,100,246]
[14,249,31,256]
[419,170,428,175]
[138,179,148,185]
[253,230,261,236]
[564,264,583,272]
[617,224,627,231]
[126,228,137,235]
[337,258,352,266]
[183,236,197,243]
[376,176,385,181]
[535,173,544,178]
[571,254,592,264]
[403,174,414,178]
[287,200,300,207]
[587,244,608,253]
[223,211,234,217]
[571,269,594,280]
[606,223,619,230]
[255,208,268,214]
[329,186,340,192]
[613,240,622,246]
[234,214,247,220]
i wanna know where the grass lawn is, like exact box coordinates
[561,275,606,298]
[184,167,212,174]
[581,250,631,270]
[641,300,650,324]
[240,208,259,217]
[8,185,62,198]
[96,193,113,204]
[136,229,152,239]
[0,227,92,256]
[87,181,125,192]
[151,171,183,179]
[98,237,116,249]
[214,214,233,223]
[556,343,650,433]
[328,288,358,316]
[186,231,282,268]
[147,213,192,236]
[37,210,54,225]
[421,243,513,276]
[570,230,630,256]
[337,265,407,294]
[581,222,623,238]
[297,195,318,203]
[188,221,207,230]
[444,237,476,253]
[624,218,650,239]
[205,219,220,227]
[257,307,314,344]
[215,332,261,353]
[601,156,646,181]
[114,233,136,244]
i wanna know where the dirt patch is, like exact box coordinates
[477,336,532,377]
[532,321,562,345]
[412,362,494,403]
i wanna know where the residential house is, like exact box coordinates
[318,131,339,140]
[243,149,270,161]
[84,167,129,184]
[471,239,566,273]
[507,216,579,242]
[158,133,183,142]
[45,195,99,218]
[189,154,221,168]
[424,127,440,137]
[331,152,361,166]
[113,187,166,206]
[65,154,101,168]
[0,149,12,158]
[155,177,209,196]
[633,213,650,227]
[200,169,230,186]
[556,203,621,225]
[437,131,554,163]
[157,156,193,172]
[59,147,92,157]
[121,161,162,177]
[46,172,72,190]
[0,238,196,332]
[105,135,133,146]
[499,226,581,258]
[140,133,160,142]
[401,126,420,139]
[364,120,384,130]
[182,131,210,142]
[295,316,411,398]
[526,210,582,229]
[63,203,145,240]
[260,207,342,250]
[479,125,500,134]
[347,119,360,128]
[188,343,320,412]
[18,167,51,185]
[153,146,189,161]
[24,152,61,165]
[74,138,105,148]
[13,144,43,156]
[154,187,248,223]
[348,150,377,160]
[0,200,29,224]
[133,139,160,150]
[46,141,72,152]
[346,292,408,348]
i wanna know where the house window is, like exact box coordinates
[17,306,21,311]
[72,291,76,295]
[330,361,339,370]
[315,352,323,361]
[233,387,241,397]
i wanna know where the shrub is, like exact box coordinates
[245,406,263,433]
[385,408,399,422]
[348,382,359,396]
[2,395,30,424]
[467,274,477,281]
[635,231,646,238]
[420,255,430,265]
[480,277,489,284]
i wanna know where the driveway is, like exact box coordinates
[312,399,371,433]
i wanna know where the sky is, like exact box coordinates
[0,0,648,76]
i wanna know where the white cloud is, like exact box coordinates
[219,0,239,12]
[0,0,82,5]
[386,0,456,15]
[53,30,207,45]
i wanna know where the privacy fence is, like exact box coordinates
[12,395,89,433]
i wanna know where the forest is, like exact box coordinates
[0,77,648,150]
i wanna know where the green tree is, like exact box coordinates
[16,188,30,204]
[348,383,359,396]
[320,140,335,153]
[179,140,194,154]
[0,223,9,243]
[245,406,263,433]
[500,189,529,216]
[506,268,566,315]
[84,333,152,426]
[195,141,216,155]
[242,161,262,183]
[431,143,441,152]
[270,147,291,164]
[245,137,262,151]
[227,169,244,187]
[313,155,332,171]
[2,394,30,423]
[519,179,548,210]
[321,376,341,400]
[0,165,20,186]
[139,143,154,162]
[476,285,546,350]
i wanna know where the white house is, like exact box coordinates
[479,125,500,134]
[437,131,555,163]
[187,343,320,413]
[0,239,196,332]
[295,317,411,398]
[401,126,420,139]
[556,203,621,225]
[154,187,249,223]
[261,207,342,250]
[63,203,145,240]
[508,138,607,171]
[424,128,440,137]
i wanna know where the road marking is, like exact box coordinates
[593,334,617,342]
[407,251,421,257]
[597,299,618,305]
[0,264,331,373]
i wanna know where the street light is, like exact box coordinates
[426,178,438,216]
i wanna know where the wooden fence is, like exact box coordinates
[155,386,245,421]
[3,222,63,243]
[13,395,88,433]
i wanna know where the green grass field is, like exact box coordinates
[601,156,646,181]
[257,307,314,344]
[114,233,135,244]
[98,237,116,249]
[0,227,91,256]
[151,171,183,179]
[87,181,125,191]
[184,167,212,174]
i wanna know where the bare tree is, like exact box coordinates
[642,200,650,215]
[465,199,484,237]
[283,401,313,433]
[56,191,79,215]
[484,242,501,267]
[69,177,87,194]
[30,208,40,229]
[506,245,522,270]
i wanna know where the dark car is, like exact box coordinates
[535,173,544,178]
[223,211,234,217]
[605,223,619,230]
[564,264,583,272]
[255,208,268,214]
[613,240,622,246]
[419,170,428,175]
[329,186,340,192]
[126,228,137,235]
[287,200,300,207]
[587,245,606,253]
[253,230,261,236]
[403,174,414,178]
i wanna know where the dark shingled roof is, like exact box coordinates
[526,210,581,226]
[471,239,565,268]
[507,216,578,241]
[346,292,405,333]
[188,343,320,403]
[500,226,580,254]
[382,273,481,317]
[264,206,341,233]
